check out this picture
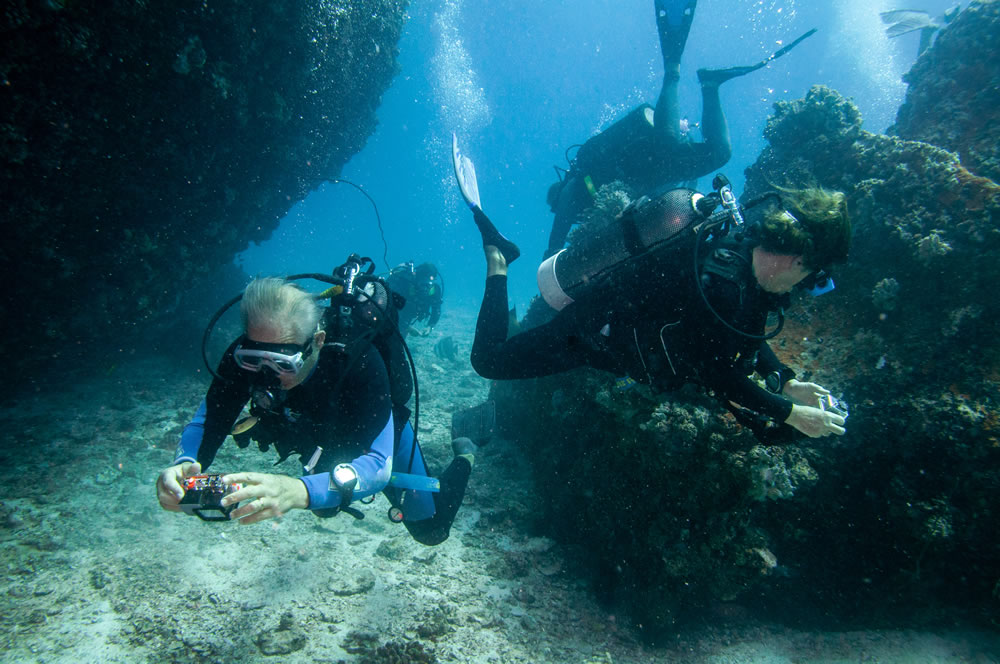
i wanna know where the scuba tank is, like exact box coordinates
[537,186,708,311]
[573,104,658,188]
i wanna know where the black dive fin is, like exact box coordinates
[697,28,817,86]
[450,400,496,446]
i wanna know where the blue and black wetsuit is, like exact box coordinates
[472,238,796,427]
[174,342,469,545]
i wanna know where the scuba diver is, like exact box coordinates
[545,0,818,259]
[386,261,444,338]
[454,134,850,442]
[156,257,476,545]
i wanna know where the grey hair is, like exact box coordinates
[240,277,322,344]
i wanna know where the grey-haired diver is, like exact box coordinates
[156,276,475,545]
[880,5,961,56]
[545,0,817,258]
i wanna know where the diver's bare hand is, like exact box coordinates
[785,404,846,438]
[156,461,202,511]
[782,379,831,405]
[220,472,309,525]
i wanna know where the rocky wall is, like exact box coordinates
[492,3,1000,642]
[890,0,1000,183]
[0,0,407,367]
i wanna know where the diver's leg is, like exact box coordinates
[402,438,476,546]
[697,81,732,169]
[654,0,697,147]
[394,422,436,521]
[473,207,520,265]
[471,269,591,379]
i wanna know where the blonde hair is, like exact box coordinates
[757,186,851,271]
[240,277,321,344]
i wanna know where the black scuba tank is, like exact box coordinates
[573,104,658,187]
[537,187,707,311]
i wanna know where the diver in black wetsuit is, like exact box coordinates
[453,137,851,441]
[545,0,817,259]
[156,276,474,545]
[386,261,444,338]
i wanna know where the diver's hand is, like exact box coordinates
[156,461,202,512]
[220,472,309,525]
[784,404,846,438]
[782,379,830,405]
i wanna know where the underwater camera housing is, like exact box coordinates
[179,474,243,521]
[819,394,849,420]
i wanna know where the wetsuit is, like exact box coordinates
[472,238,795,425]
[174,342,469,545]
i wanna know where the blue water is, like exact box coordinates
[239,0,959,314]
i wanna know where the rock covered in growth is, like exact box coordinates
[890,0,1000,183]
[742,82,1000,629]
[0,0,407,362]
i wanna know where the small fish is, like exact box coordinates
[433,335,458,362]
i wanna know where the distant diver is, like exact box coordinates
[543,0,818,259]
[454,134,852,443]
[386,261,444,338]
[880,5,961,56]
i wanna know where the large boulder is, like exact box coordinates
[0,0,407,364]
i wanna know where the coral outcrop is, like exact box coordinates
[890,0,1000,183]
[493,1,1000,641]
[0,0,407,364]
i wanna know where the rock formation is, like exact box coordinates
[1,0,407,363]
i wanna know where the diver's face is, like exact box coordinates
[751,248,812,294]
[246,325,325,390]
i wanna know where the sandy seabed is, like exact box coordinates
[1,308,997,664]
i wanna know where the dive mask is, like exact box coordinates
[233,336,314,376]
[800,270,835,297]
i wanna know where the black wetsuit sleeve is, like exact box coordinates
[713,372,794,423]
[195,376,249,468]
[470,275,592,379]
[754,342,796,390]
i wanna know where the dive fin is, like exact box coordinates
[452,133,520,263]
[656,0,698,65]
[697,28,817,87]
[880,9,938,38]
[450,400,496,446]
[452,133,482,210]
